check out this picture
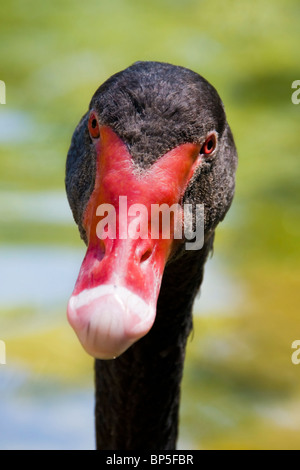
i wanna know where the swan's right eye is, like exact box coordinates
[88,112,100,139]
[200,133,217,156]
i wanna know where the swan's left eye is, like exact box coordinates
[88,112,100,139]
[200,133,217,155]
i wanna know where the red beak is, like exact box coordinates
[67,126,201,359]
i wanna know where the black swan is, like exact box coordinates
[65,61,237,450]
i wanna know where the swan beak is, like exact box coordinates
[67,231,172,359]
[67,126,201,359]
[67,284,157,360]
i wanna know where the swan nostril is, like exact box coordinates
[140,249,152,263]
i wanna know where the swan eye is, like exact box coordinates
[200,133,217,156]
[88,112,100,139]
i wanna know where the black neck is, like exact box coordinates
[95,236,213,450]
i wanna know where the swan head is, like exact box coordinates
[65,61,237,359]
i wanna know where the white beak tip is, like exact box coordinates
[67,285,156,359]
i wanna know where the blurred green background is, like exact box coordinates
[0,0,299,450]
